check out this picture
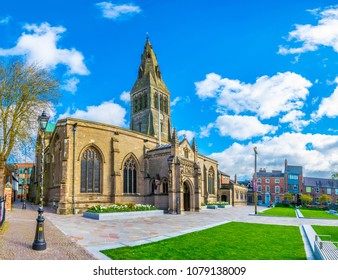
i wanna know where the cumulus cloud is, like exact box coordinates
[215,115,278,140]
[61,77,80,94]
[120,91,130,103]
[0,22,89,75]
[199,123,214,138]
[279,110,311,131]
[177,130,196,142]
[312,80,338,120]
[59,100,127,127]
[96,2,141,20]
[209,132,338,179]
[195,72,312,120]
[279,6,338,55]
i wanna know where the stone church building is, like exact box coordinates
[42,38,221,214]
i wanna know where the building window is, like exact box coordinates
[335,189,338,195]
[275,196,280,203]
[208,167,215,195]
[266,186,270,192]
[265,178,270,183]
[288,174,298,180]
[336,198,338,205]
[327,188,331,195]
[306,187,311,193]
[275,186,280,193]
[257,178,262,183]
[275,179,280,184]
[80,147,101,193]
[315,187,320,193]
[184,148,189,159]
[123,156,137,194]
[236,191,239,200]
[258,185,262,192]
[315,197,319,203]
[162,178,168,194]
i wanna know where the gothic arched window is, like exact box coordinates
[162,178,168,194]
[208,167,215,195]
[123,157,137,193]
[80,147,101,193]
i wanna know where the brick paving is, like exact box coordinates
[0,201,96,260]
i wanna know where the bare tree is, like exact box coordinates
[0,59,59,195]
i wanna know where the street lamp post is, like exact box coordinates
[22,168,27,209]
[253,147,258,215]
[32,111,49,251]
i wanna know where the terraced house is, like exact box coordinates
[302,177,338,206]
[33,38,224,214]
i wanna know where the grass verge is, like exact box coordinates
[101,222,306,260]
[312,225,338,241]
[258,207,296,217]
[299,209,338,219]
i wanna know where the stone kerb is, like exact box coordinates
[83,210,164,220]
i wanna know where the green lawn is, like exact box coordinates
[312,225,338,242]
[101,222,306,260]
[258,207,296,217]
[299,209,338,219]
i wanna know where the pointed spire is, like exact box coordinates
[192,137,197,152]
[171,128,178,145]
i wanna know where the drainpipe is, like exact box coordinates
[72,123,77,214]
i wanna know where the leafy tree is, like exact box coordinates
[300,194,313,205]
[319,194,332,205]
[284,192,294,202]
[0,59,59,196]
[332,173,338,180]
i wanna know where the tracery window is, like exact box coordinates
[80,147,101,193]
[123,157,137,193]
[208,167,215,194]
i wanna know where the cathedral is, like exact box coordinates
[41,38,221,214]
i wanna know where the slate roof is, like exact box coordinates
[303,177,338,188]
[257,170,284,177]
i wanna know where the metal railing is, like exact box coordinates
[0,196,6,228]
[314,234,338,260]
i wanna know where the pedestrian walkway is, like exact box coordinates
[0,201,96,260]
[1,202,337,260]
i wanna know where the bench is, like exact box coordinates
[314,235,338,260]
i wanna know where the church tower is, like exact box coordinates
[130,37,172,144]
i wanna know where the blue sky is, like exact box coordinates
[1,0,338,179]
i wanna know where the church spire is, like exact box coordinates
[130,37,172,143]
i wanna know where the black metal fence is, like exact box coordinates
[0,196,5,228]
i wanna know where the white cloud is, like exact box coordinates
[279,6,338,55]
[0,22,89,75]
[312,81,338,120]
[195,72,312,120]
[120,91,130,103]
[96,2,141,20]
[61,77,80,94]
[279,110,310,131]
[215,115,278,140]
[170,97,181,106]
[0,16,10,25]
[209,132,338,179]
[59,100,127,127]
[177,130,196,142]
[199,123,214,138]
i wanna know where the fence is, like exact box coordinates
[0,196,5,228]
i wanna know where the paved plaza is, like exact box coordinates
[1,201,337,260]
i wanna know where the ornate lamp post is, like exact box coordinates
[32,111,49,251]
[253,147,258,215]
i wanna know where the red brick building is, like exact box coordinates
[256,168,285,205]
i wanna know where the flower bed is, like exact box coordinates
[83,203,163,220]
[86,203,157,213]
